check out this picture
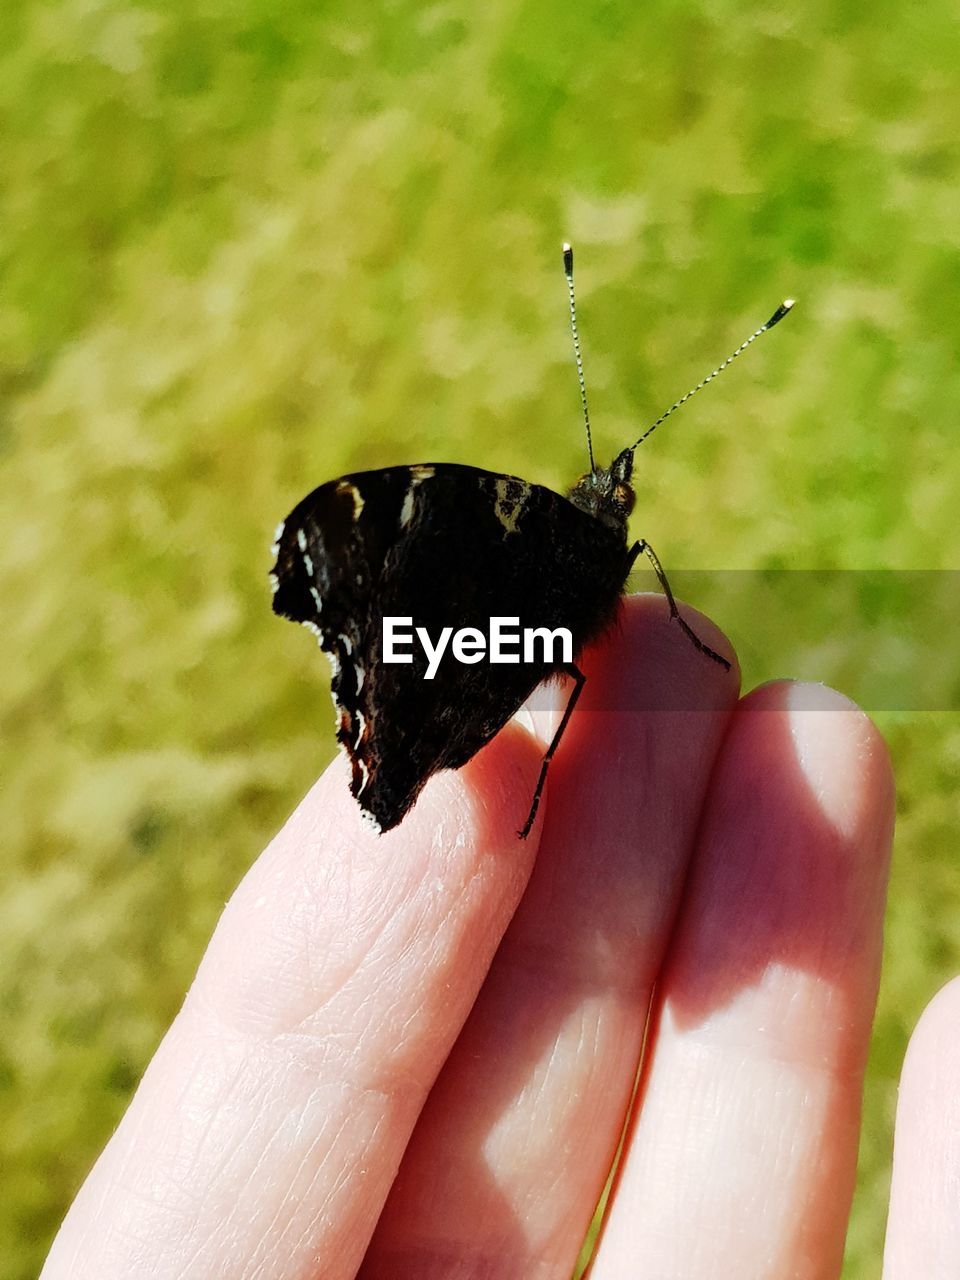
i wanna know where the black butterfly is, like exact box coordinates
[270,247,792,837]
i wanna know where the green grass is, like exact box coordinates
[2,1,959,1275]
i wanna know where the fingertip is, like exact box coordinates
[549,594,739,722]
[456,718,548,850]
[285,719,547,866]
[623,589,735,647]
[740,680,895,849]
[899,975,960,1097]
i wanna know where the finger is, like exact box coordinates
[883,976,960,1279]
[591,682,895,1280]
[41,727,544,1280]
[360,595,740,1278]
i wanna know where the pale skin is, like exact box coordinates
[40,596,953,1278]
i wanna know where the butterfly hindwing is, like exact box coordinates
[271,463,632,832]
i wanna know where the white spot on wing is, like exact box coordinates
[356,758,370,797]
[400,486,416,528]
[310,586,323,611]
[335,481,365,518]
[270,520,285,558]
[301,619,322,640]
[410,465,435,484]
[358,801,380,832]
[296,528,308,552]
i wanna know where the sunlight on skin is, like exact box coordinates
[787,681,877,842]
[883,976,960,1279]
[588,682,894,1279]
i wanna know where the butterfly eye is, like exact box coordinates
[613,483,635,515]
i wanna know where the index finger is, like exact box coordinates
[42,726,544,1280]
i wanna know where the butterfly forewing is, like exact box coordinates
[271,463,632,831]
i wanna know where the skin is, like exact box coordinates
[42,594,947,1280]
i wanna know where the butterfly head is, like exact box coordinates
[567,447,635,533]
[561,244,794,535]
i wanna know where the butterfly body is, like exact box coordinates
[271,457,636,832]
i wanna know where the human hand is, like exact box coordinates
[43,594,917,1279]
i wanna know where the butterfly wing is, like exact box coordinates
[271,464,630,831]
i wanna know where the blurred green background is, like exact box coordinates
[2,0,959,1275]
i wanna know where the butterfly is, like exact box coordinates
[270,245,793,837]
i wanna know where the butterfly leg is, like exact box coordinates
[519,663,587,839]
[630,539,731,671]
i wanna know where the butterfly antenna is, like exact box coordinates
[563,243,596,478]
[629,298,795,453]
